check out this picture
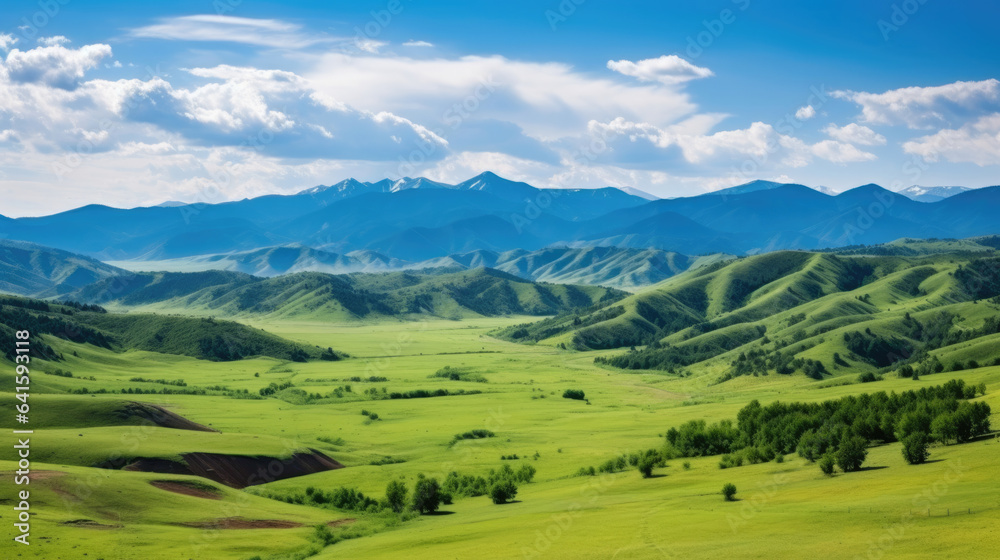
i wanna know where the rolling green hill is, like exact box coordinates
[495,251,1000,384]
[0,295,328,363]
[71,267,627,320]
[0,239,125,297]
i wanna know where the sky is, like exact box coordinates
[1,0,999,216]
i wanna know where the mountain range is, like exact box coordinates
[0,172,996,269]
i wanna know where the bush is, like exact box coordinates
[385,480,408,513]
[901,432,930,465]
[411,475,442,514]
[722,483,737,501]
[488,479,518,504]
[818,453,836,476]
[638,455,657,478]
[836,437,868,472]
[562,389,586,400]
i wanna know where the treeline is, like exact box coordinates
[663,380,990,471]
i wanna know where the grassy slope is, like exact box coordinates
[1,314,998,559]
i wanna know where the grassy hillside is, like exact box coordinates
[0,239,125,297]
[72,267,627,320]
[0,295,328,363]
[495,251,1000,384]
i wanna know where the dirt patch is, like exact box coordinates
[150,480,223,500]
[119,402,217,432]
[29,470,66,481]
[326,518,356,528]
[180,517,302,529]
[111,449,344,488]
[61,519,122,530]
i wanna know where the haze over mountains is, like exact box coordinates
[0,173,995,276]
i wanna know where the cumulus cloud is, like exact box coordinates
[606,55,713,85]
[833,79,1000,128]
[37,36,71,46]
[0,33,20,51]
[795,105,816,120]
[2,43,112,88]
[128,15,338,49]
[305,53,701,142]
[903,114,1000,166]
[823,123,886,146]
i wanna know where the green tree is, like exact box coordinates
[836,436,868,472]
[901,433,930,465]
[637,454,657,478]
[818,453,836,476]
[488,479,518,504]
[931,412,958,444]
[411,475,442,514]
[385,480,408,513]
[722,483,737,501]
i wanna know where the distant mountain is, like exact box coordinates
[71,267,626,320]
[0,174,997,263]
[0,239,126,297]
[705,180,813,197]
[109,245,733,289]
[617,186,659,200]
[896,185,972,203]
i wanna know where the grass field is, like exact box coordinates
[2,314,999,559]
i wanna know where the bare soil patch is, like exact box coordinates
[150,480,223,500]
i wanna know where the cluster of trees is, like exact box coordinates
[129,377,187,387]
[388,388,482,399]
[319,347,340,361]
[442,463,536,505]
[562,389,586,401]
[842,329,914,368]
[360,409,380,421]
[577,448,666,478]
[431,366,487,383]
[661,381,990,472]
[451,429,494,445]
[56,300,107,313]
[0,303,111,360]
[259,381,295,396]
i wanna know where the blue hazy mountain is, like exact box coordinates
[0,174,996,261]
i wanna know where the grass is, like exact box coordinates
[1,310,998,558]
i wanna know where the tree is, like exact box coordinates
[638,454,657,478]
[385,480,408,513]
[722,483,737,501]
[931,412,958,444]
[836,436,868,472]
[818,453,836,476]
[488,479,518,504]
[562,389,585,400]
[411,475,442,514]
[901,433,930,465]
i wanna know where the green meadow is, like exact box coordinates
[2,313,999,559]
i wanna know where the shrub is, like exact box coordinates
[901,433,930,465]
[818,454,836,476]
[411,475,442,514]
[638,455,657,478]
[562,389,586,400]
[488,479,518,504]
[722,483,737,501]
[836,437,868,472]
[385,480,408,513]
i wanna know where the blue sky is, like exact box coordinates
[1,0,999,215]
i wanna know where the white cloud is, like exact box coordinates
[353,39,387,54]
[833,79,1000,128]
[823,123,886,146]
[403,40,434,48]
[903,113,1000,166]
[2,43,112,88]
[37,36,71,46]
[305,53,701,141]
[809,140,877,163]
[128,15,338,49]
[0,33,20,51]
[606,55,713,85]
[795,105,816,120]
